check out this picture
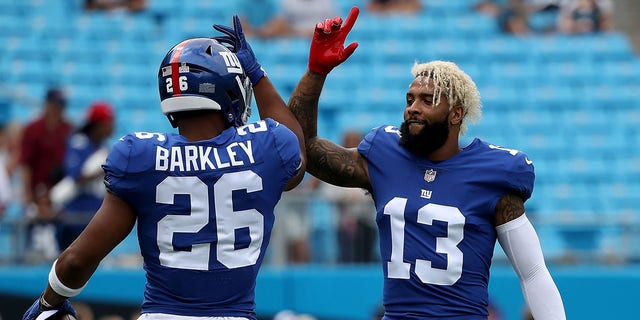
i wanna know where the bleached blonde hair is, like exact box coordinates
[410,60,482,136]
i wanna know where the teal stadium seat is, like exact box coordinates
[426,0,475,15]
[478,36,531,63]
[580,32,636,62]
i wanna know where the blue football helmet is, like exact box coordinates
[158,38,252,127]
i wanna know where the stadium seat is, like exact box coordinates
[581,32,636,62]
[542,60,598,86]
[440,14,499,40]
[426,0,475,16]
[487,61,540,88]
[475,35,531,63]
[600,60,640,86]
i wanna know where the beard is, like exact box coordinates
[399,114,450,158]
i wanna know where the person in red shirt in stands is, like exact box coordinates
[20,87,73,206]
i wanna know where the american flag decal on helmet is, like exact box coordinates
[424,169,437,182]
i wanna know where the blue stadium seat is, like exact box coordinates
[526,83,578,110]
[442,14,499,39]
[427,38,475,64]
[260,38,309,65]
[569,127,626,156]
[542,60,598,86]
[560,108,610,132]
[487,61,540,88]
[612,155,640,183]
[578,83,635,110]
[600,60,640,86]
[0,13,32,38]
[426,0,475,15]
[472,35,532,63]
[529,34,587,63]
[477,83,522,110]
[348,14,383,41]
[580,32,636,62]
[379,14,438,42]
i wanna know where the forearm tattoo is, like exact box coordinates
[288,71,325,140]
[306,138,369,189]
[494,193,526,226]
[288,71,370,190]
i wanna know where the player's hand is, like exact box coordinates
[213,15,266,86]
[308,6,359,75]
[23,296,77,320]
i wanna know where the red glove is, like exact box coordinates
[308,6,359,75]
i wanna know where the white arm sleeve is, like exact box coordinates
[496,214,566,320]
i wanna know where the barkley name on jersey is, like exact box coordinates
[102,118,300,318]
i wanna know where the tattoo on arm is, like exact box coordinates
[494,193,525,226]
[307,137,371,191]
[288,71,326,140]
[288,71,371,191]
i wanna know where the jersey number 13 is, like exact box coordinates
[384,197,465,285]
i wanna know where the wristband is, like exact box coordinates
[48,260,86,297]
[39,295,53,308]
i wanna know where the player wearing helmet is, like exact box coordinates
[23,16,305,320]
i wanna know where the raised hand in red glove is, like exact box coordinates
[308,6,359,75]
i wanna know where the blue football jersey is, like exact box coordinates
[103,119,301,318]
[358,126,534,319]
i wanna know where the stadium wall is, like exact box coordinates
[0,264,638,319]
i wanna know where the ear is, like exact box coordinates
[449,105,464,125]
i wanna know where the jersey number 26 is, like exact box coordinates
[156,172,263,271]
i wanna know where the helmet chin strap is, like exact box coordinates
[167,114,178,128]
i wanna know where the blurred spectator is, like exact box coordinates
[241,0,339,38]
[19,87,73,209]
[53,101,115,250]
[23,188,60,263]
[321,131,377,264]
[84,0,147,12]
[269,174,319,265]
[367,0,423,14]
[0,120,22,176]
[474,0,504,16]
[238,0,280,38]
[72,301,95,320]
[0,122,17,218]
[273,309,317,320]
[499,0,533,35]
[557,0,614,34]
[476,0,576,34]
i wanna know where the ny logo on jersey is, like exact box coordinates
[424,169,437,182]
[420,189,432,199]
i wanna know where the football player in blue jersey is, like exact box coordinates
[23,16,306,320]
[288,6,566,320]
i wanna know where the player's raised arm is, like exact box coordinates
[288,7,371,191]
[213,16,306,190]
